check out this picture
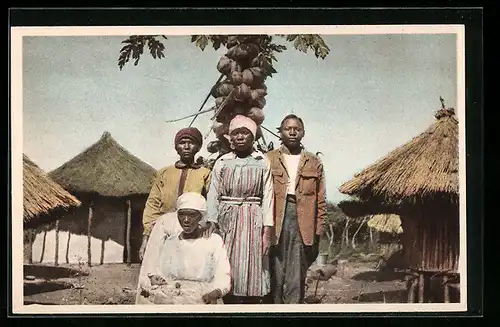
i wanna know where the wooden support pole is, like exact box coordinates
[100,238,105,265]
[27,229,33,264]
[443,275,450,303]
[40,227,48,263]
[65,232,71,264]
[126,199,132,266]
[407,277,418,303]
[418,273,425,303]
[88,202,93,267]
[54,220,60,266]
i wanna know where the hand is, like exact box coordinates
[138,235,149,261]
[313,234,320,259]
[262,226,272,256]
[200,222,214,239]
[201,222,220,239]
[149,274,167,286]
[202,289,222,304]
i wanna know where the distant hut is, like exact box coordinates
[338,101,459,303]
[367,214,403,263]
[367,214,403,235]
[23,154,81,263]
[32,132,157,266]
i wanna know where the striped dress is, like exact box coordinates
[206,151,274,297]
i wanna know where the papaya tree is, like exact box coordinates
[117,34,330,161]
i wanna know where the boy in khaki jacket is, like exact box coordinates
[266,114,327,304]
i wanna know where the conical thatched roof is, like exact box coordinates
[367,214,403,234]
[49,132,157,198]
[23,154,81,225]
[339,106,458,203]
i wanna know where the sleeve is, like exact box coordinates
[206,160,222,224]
[316,162,327,236]
[202,169,211,199]
[210,235,231,297]
[142,172,164,236]
[261,157,275,227]
[138,219,165,290]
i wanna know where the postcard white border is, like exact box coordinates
[11,24,467,314]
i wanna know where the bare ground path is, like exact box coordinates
[23,260,408,305]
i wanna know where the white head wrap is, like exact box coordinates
[176,192,207,215]
[228,115,257,139]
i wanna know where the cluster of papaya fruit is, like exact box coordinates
[207,35,268,154]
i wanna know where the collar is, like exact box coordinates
[277,145,309,180]
[175,160,202,169]
[219,149,265,161]
[279,145,304,155]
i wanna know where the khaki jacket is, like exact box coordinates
[266,146,326,246]
[142,162,211,236]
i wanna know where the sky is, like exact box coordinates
[22,33,457,204]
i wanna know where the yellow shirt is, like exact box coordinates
[142,163,211,236]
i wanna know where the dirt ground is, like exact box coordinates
[23,259,409,305]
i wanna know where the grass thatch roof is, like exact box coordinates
[23,154,81,225]
[339,106,458,203]
[49,132,157,198]
[367,214,403,234]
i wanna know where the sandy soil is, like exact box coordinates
[305,261,408,304]
[24,263,139,305]
[23,259,408,305]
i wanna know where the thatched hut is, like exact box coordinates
[23,154,81,227]
[367,214,403,260]
[368,214,403,235]
[32,132,157,266]
[338,103,459,303]
[23,154,82,263]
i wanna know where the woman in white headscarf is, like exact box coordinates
[135,192,231,305]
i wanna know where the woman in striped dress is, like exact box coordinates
[206,115,274,304]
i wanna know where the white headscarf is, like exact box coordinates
[176,192,207,216]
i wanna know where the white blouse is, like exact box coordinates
[136,212,231,304]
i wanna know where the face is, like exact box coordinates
[229,127,254,152]
[280,118,305,148]
[175,137,200,162]
[177,209,203,234]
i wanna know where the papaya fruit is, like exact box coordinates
[231,71,243,85]
[242,69,254,85]
[247,107,265,125]
[217,82,235,97]
[216,56,232,75]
